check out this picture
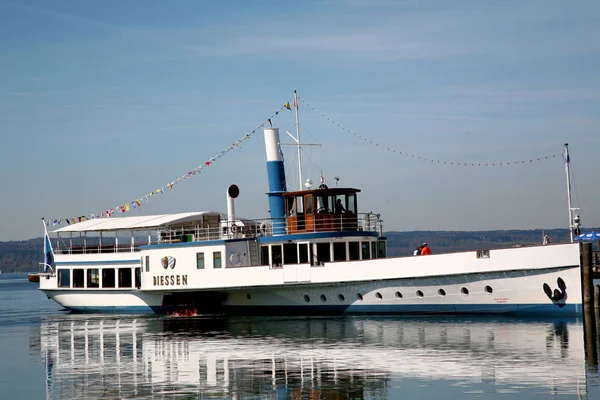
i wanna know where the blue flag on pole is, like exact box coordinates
[43,221,55,273]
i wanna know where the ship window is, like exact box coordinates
[87,269,99,288]
[317,195,332,213]
[347,194,357,214]
[416,290,424,297]
[461,287,469,295]
[333,242,346,261]
[145,255,150,272]
[135,267,141,289]
[305,195,313,215]
[361,242,371,260]
[377,241,387,258]
[335,195,347,214]
[316,242,330,264]
[338,294,345,301]
[349,242,360,260]
[102,269,115,288]
[260,245,270,265]
[213,252,222,268]
[73,269,84,288]
[299,243,309,263]
[485,285,493,294]
[57,269,70,288]
[118,268,132,288]
[196,252,205,269]
[287,196,296,216]
[283,243,298,264]
[477,249,490,259]
[297,197,304,214]
[271,245,282,266]
[371,242,378,259]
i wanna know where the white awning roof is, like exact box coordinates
[51,212,221,233]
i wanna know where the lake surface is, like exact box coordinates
[1,273,599,399]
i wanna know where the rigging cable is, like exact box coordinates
[298,95,561,167]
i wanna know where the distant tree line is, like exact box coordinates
[0,228,590,273]
[385,228,575,257]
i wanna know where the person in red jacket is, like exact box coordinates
[420,242,432,255]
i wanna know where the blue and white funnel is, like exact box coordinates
[264,128,287,235]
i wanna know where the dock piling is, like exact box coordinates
[581,242,594,310]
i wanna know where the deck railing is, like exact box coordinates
[158,212,384,243]
[52,213,384,254]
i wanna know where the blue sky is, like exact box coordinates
[1,0,599,241]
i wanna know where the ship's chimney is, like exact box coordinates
[263,128,287,235]
[227,184,239,231]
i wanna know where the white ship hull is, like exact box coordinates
[44,290,164,313]
[224,265,581,315]
[41,243,583,316]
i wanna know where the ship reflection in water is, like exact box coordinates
[30,316,591,399]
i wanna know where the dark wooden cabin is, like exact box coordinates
[283,188,360,234]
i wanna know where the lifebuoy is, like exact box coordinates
[230,224,238,234]
[260,221,272,236]
[230,252,242,266]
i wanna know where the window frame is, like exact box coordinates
[57,269,71,288]
[87,268,100,288]
[73,268,85,288]
[102,268,116,288]
[197,252,205,269]
[213,251,222,269]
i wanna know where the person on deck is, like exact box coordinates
[335,199,345,213]
[413,245,422,256]
[420,242,432,255]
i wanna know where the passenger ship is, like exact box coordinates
[38,107,584,315]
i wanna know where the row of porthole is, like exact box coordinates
[299,285,494,303]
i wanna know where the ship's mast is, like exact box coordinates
[282,90,320,191]
[294,90,303,191]
[564,143,577,242]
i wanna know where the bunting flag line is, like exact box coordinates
[298,95,561,167]
[46,102,291,226]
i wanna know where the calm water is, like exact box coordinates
[1,273,599,399]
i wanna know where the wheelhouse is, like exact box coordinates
[283,188,366,234]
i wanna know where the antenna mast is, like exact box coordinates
[294,90,303,191]
[564,143,578,242]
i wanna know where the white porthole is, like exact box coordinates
[376,292,383,299]
[416,290,424,298]
[461,287,469,295]
[438,289,446,296]
[485,285,493,294]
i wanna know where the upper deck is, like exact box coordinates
[49,199,384,255]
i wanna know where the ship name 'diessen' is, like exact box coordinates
[153,275,188,287]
